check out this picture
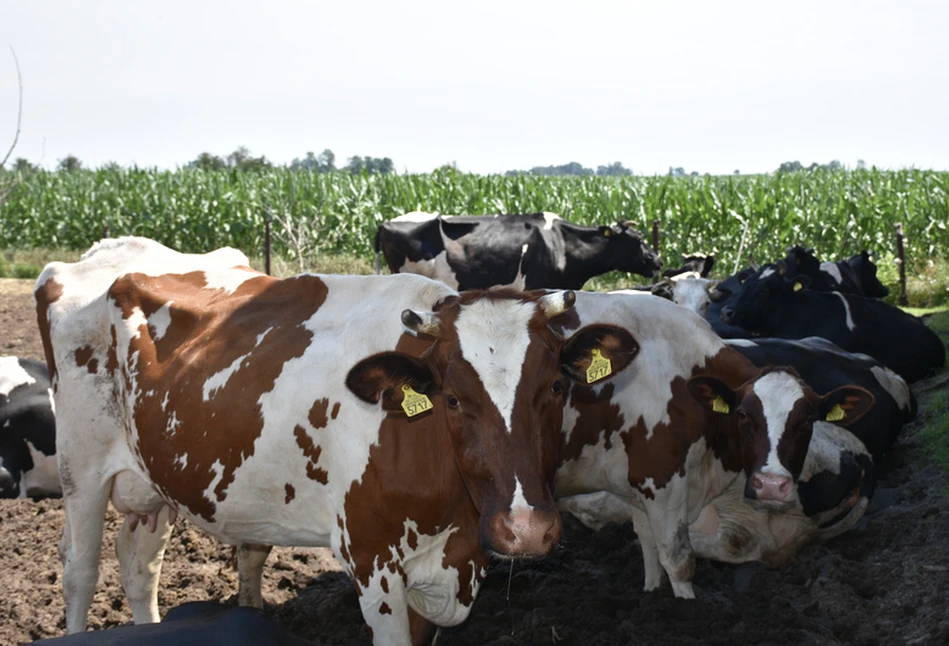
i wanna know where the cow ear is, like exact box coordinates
[788,275,811,292]
[819,386,875,426]
[701,255,714,277]
[561,325,639,385]
[687,377,737,415]
[346,352,435,404]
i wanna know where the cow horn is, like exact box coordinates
[538,290,576,319]
[749,256,760,271]
[401,309,441,337]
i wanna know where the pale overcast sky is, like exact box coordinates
[2,0,947,175]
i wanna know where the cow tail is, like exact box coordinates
[373,226,382,275]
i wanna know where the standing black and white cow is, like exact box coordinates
[719,263,945,382]
[375,211,661,290]
[0,356,59,498]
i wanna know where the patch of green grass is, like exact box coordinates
[920,389,949,471]
[245,252,378,279]
[12,263,41,279]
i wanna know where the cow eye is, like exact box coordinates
[446,395,460,408]
[551,380,565,395]
[736,408,747,420]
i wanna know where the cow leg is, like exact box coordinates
[59,477,111,634]
[356,575,414,646]
[408,607,439,646]
[630,506,666,592]
[644,489,696,599]
[237,543,273,608]
[115,505,175,624]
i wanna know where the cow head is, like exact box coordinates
[603,221,662,278]
[346,289,638,558]
[848,250,889,298]
[719,262,810,335]
[688,369,874,509]
[784,246,821,282]
[652,274,715,318]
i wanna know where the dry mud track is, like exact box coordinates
[1,277,947,645]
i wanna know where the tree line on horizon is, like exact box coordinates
[0,147,870,177]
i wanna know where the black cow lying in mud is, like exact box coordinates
[375,211,662,290]
[0,356,59,499]
[718,262,944,382]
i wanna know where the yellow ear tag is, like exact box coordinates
[400,384,433,417]
[586,348,613,384]
[793,282,803,292]
[825,404,845,422]
[711,396,730,414]
[603,228,612,237]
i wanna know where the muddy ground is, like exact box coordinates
[1,277,948,645]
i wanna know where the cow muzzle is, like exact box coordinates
[484,507,562,558]
[745,473,796,507]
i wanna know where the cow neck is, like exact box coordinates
[558,225,616,289]
[342,334,486,593]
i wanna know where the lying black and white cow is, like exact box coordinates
[0,356,59,498]
[726,336,916,459]
[784,246,889,298]
[375,211,661,290]
[705,267,756,338]
[719,263,945,382]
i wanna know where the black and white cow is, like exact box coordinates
[0,356,59,499]
[719,263,945,382]
[375,211,661,290]
[725,336,916,459]
[705,267,756,338]
[784,246,889,298]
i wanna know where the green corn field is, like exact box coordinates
[1,166,946,277]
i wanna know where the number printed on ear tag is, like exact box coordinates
[586,348,613,384]
[401,384,433,417]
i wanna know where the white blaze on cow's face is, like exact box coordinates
[753,371,806,480]
[454,297,534,433]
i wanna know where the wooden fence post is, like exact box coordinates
[651,220,661,283]
[265,216,272,276]
[895,223,908,307]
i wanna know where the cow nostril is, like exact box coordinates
[778,479,791,493]
[750,474,764,491]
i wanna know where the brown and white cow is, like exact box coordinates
[35,237,634,645]
[552,291,873,598]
